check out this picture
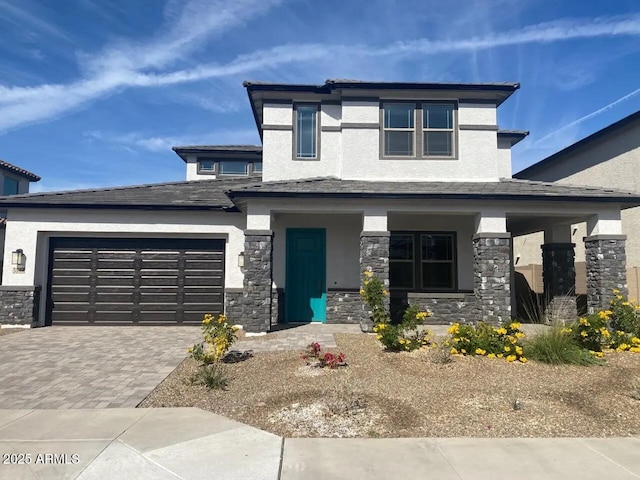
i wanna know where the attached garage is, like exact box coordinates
[47,237,225,325]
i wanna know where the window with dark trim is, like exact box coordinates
[381,102,457,159]
[389,232,457,291]
[294,104,319,159]
[198,160,215,172]
[196,159,262,176]
[3,177,19,195]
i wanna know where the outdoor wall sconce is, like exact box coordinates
[238,252,245,268]
[12,249,25,272]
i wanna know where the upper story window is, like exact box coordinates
[381,102,457,159]
[3,177,19,195]
[198,160,215,172]
[423,103,454,157]
[196,158,261,176]
[294,104,319,159]
[219,161,248,176]
[383,104,415,156]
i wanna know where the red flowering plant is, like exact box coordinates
[300,342,347,369]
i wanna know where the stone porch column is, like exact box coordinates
[240,229,273,333]
[473,233,511,325]
[541,225,577,323]
[585,235,627,313]
[359,231,390,331]
[541,243,577,322]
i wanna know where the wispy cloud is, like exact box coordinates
[533,87,640,146]
[0,0,70,41]
[3,12,640,133]
[85,128,259,153]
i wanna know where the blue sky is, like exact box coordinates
[1,0,640,192]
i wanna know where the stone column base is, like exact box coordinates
[359,231,390,332]
[473,233,511,325]
[585,235,627,313]
[0,286,41,327]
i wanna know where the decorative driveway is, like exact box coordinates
[0,326,200,409]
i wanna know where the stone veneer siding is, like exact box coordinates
[473,233,511,325]
[585,234,627,313]
[406,292,477,324]
[359,231,390,332]
[227,230,273,333]
[542,243,577,322]
[0,286,41,326]
[327,289,361,324]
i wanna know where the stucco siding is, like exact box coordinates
[272,213,362,290]
[2,208,246,325]
[263,102,292,125]
[458,103,496,125]
[264,101,505,182]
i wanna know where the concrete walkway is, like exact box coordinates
[1,408,639,480]
[0,326,200,409]
[237,323,361,352]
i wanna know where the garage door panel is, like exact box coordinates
[52,311,91,322]
[184,293,223,304]
[48,237,225,325]
[51,292,91,303]
[97,260,136,269]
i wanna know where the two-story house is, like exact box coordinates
[0,80,637,331]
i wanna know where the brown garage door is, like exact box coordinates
[47,237,225,325]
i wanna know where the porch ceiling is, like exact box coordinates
[507,214,590,237]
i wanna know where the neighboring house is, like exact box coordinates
[0,80,638,331]
[513,109,640,307]
[0,160,41,281]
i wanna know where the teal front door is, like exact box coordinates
[285,228,326,322]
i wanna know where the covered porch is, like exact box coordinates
[225,178,640,332]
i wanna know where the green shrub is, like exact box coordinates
[361,271,432,352]
[445,321,527,362]
[192,363,229,390]
[524,326,602,366]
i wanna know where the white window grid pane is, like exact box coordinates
[219,161,248,175]
[383,104,416,156]
[296,106,317,158]
[199,160,215,171]
[421,104,454,157]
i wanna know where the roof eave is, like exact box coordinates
[226,190,640,204]
[0,203,238,211]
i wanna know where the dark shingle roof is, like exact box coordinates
[497,130,529,147]
[0,160,41,181]
[172,145,262,162]
[0,178,259,210]
[2,177,638,212]
[226,177,640,204]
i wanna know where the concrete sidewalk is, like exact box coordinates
[1,407,639,480]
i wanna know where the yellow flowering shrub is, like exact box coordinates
[570,291,640,353]
[444,321,527,363]
[361,271,432,351]
[188,313,239,364]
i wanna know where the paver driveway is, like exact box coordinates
[0,326,200,409]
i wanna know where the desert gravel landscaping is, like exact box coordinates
[142,333,640,438]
